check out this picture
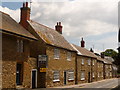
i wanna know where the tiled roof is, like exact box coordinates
[96,56,112,64]
[27,20,75,51]
[0,11,36,40]
[71,44,97,58]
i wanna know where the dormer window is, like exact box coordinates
[54,48,60,59]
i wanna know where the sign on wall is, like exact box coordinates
[38,55,48,68]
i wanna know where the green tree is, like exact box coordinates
[101,49,118,59]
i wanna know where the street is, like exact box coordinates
[75,78,119,89]
[50,78,119,89]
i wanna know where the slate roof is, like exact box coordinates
[27,20,75,51]
[0,11,36,40]
[71,44,97,58]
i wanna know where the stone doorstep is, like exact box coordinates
[16,85,25,89]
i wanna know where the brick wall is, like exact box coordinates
[45,45,76,87]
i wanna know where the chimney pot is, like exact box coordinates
[26,2,28,7]
[59,22,61,26]
[23,3,25,7]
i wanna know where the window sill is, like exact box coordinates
[54,58,60,60]
[53,80,60,82]
[68,79,74,81]
[81,78,85,81]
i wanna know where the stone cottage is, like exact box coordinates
[19,2,77,88]
[71,38,97,84]
[0,11,37,89]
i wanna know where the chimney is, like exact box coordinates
[20,2,30,29]
[90,48,94,53]
[55,22,63,34]
[81,37,85,48]
[101,53,105,59]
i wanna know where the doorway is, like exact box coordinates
[64,71,67,85]
[32,69,37,89]
[16,63,22,85]
[88,72,91,83]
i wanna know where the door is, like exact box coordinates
[88,72,91,83]
[16,64,22,85]
[32,70,37,89]
[64,71,67,85]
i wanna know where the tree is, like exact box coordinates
[101,49,118,59]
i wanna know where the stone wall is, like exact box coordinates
[77,56,93,84]
[45,45,76,87]
[96,61,104,81]
[2,61,16,88]
[23,57,37,88]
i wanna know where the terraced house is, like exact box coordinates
[71,38,97,84]
[19,2,76,88]
[0,11,37,89]
[0,2,117,89]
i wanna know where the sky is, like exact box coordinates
[0,0,119,54]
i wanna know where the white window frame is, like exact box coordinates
[93,60,94,65]
[81,59,84,65]
[54,48,60,59]
[98,72,100,77]
[67,52,71,61]
[93,72,95,78]
[81,71,85,80]
[53,71,60,82]
[68,70,74,81]
[88,59,91,65]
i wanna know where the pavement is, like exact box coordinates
[51,78,119,89]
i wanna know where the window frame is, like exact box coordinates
[67,52,71,61]
[68,70,74,81]
[54,48,60,59]
[81,59,84,65]
[53,71,60,82]
[88,59,91,65]
[81,71,85,80]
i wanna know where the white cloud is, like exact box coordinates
[0,0,119,52]
[0,6,20,22]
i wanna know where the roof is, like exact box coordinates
[96,56,105,62]
[27,20,75,51]
[0,11,36,40]
[96,56,112,64]
[71,44,97,58]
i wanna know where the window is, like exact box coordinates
[81,59,84,65]
[88,59,91,65]
[81,71,85,80]
[68,70,74,81]
[54,48,60,59]
[93,60,94,65]
[101,72,103,77]
[67,52,71,61]
[17,39,24,53]
[93,72,95,78]
[98,72,100,77]
[53,71,60,82]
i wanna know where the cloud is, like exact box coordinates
[0,0,119,53]
[0,6,20,22]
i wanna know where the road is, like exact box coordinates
[23,78,119,90]
[75,78,119,89]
